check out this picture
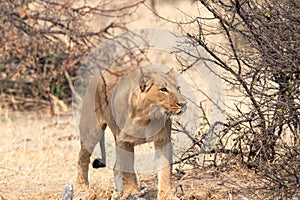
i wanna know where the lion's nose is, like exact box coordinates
[176,102,186,108]
[175,102,187,114]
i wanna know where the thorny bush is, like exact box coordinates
[0,0,143,110]
[176,0,299,198]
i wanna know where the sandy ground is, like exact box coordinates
[0,110,79,199]
[0,110,117,199]
[0,109,265,200]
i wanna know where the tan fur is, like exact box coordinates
[76,66,186,199]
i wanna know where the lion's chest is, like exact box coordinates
[117,117,171,145]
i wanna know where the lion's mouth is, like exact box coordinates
[175,108,186,115]
[166,106,186,116]
[176,110,183,115]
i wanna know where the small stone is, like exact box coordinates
[62,184,74,200]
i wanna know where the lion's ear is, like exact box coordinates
[167,68,176,78]
[139,76,153,92]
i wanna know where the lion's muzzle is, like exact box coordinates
[175,102,187,115]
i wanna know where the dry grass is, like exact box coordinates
[0,109,265,200]
[0,110,78,199]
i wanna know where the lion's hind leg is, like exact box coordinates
[75,138,97,199]
[77,124,106,186]
[77,140,93,187]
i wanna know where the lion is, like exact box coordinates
[76,65,187,199]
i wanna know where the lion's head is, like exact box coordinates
[128,68,187,127]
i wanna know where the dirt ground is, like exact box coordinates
[0,109,267,200]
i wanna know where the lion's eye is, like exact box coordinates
[160,87,169,92]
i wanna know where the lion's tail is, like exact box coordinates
[92,135,106,168]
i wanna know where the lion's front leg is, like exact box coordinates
[154,133,173,200]
[114,141,138,198]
